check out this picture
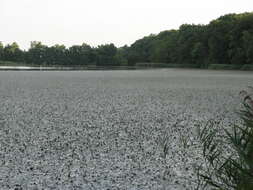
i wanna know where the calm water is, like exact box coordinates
[0,69,252,189]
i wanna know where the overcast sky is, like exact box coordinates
[1,0,252,49]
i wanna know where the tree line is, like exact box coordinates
[0,12,252,67]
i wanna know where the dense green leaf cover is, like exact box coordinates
[0,12,252,68]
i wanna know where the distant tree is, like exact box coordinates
[127,50,140,66]
[207,14,237,65]
[115,45,128,66]
[96,43,118,66]
[68,43,95,65]
[0,12,253,68]
[26,41,47,65]
[127,34,156,64]
[151,30,174,63]
[125,12,253,68]
[228,47,246,65]
[164,30,180,64]
[242,31,253,64]
[0,42,3,61]
[3,42,23,62]
[80,43,96,65]
[177,24,206,65]
[191,42,208,67]
[227,13,253,66]
[68,45,82,65]
[46,44,67,65]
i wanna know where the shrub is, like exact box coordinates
[0,60,26,66]
[196,87,253,190]
[208,64,242,70]
[136,62,200,68]
[135,62,168,67]
[240,64,253,71]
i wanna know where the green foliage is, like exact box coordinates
[135,62,169,67]
[208,64,242,70]
[26,41,48,65]
[3,42,24,62]
[241,65,253,71]
[150,30,178,63]
[127,12,253,69]
[127,34,156,64]
[0,60,26,66]
[114,46,129,66]
[0,42,3,60]
[191,42,207,67]
[135,62,199,68]
[196,88,253,190]
[177,24,207,65]
[0,12,252,68]
[242,31,253,64]
[207,14,237,65]
[208,64,253,70]
[95,44,118,66]
[68,43,95,65]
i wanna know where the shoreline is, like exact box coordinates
[0,65,252,71]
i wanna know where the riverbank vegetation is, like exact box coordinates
[196,88,253,189]
[0,12,252,69]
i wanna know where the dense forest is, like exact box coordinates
[0,12,253,69]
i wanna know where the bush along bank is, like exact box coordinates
[196,87,253,190]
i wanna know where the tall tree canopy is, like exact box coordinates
[0,12,252,68]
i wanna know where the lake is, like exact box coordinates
[0,69,252,189]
